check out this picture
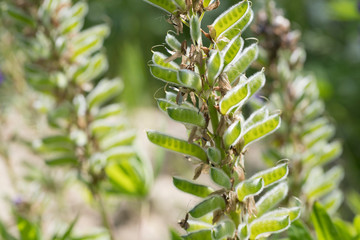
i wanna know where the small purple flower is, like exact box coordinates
[13,196,23,206]
[0,71,4,85]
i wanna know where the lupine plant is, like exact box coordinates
[251,2,360,239]
[0,0,152,239]
[145,0,302,239]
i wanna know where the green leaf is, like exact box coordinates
[144,0,178,14]
[221,36,244,66]
[16,215,41,240]
[146,131,207,161]
[261,206,301,222]
[182,229,212,240]
[219,82,249,115]
[167,107,206,127]
[303,125,335,148]
[189,195,226,218]
[211,0,250,39]
[311,202,341,240]
[318,140,342,166]
[223,119,242,149]
[87,78,123,109]
[236,178,264,201]
[207,51,224,86]
[173,177,213,197]
[104,146,136,161]
[172,0,186,11]
[45,155,78,167]
[190,15,202,45]
[187,220,212,232]
[255,182,288,218]
[210,167,231,189]
[207,147,222,165]
[243,114,281,149]
[74,53,108,84]
[170,228,182,240]
[177,69,202,92]
[288,220,313,240]
[0,220,17,240]
[99,130,136,150]
[321,190,343,215]
[250,163,288,187]
[212,220,236,240]
[166,32,181,51]
[4,5,36,28]
[152,51,179,70]
[150,65,181,85]
[238,223,249,240]
[249,216,291,239]
[225,43,259,84]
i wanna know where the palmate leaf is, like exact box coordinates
[311,202,341,240]
[210,167,231,189]
[146,131,207,162]
[189,195,226,218]
[211,0,250,39]
[225,43,259,84]
[173,177,214,198]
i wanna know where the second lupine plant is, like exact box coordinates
[145,0,300,239]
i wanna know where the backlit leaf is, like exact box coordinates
[219,82,249,115]
[249,216,290,239]
[223,119,242,149]
[221,36,244,66]
[250,163,288,187]
[255,182,288,218]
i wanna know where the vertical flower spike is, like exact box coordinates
[144,0,298,238]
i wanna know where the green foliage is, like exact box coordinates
[145,0,299,238]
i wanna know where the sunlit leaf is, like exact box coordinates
[311,202,341,240]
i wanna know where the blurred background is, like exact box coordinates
[0,0,359,239]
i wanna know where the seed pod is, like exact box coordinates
[173,177,214,198]
[224,43,259,84]
[210,167,231,189]
[189,195,226,218]
[212,220,236,240]
[146,130,207,162]
[223,120,242,149]
[236,178,264,201]
[166,32,182,51]
[250,163,289,188]
[182,229,212,240]
[261,206,301,222]
[219,82,249,115]
[152,51,179,69]
[87,78,123,109]
[207,51,224,86]
[167,107,206,127]
[221,3,253,40]
[207,147,222,165]
[190,15,202,45]
[249,216,291,239]
[221,36,244,66]
[143,0,177,14]
[178,69,202,91]
[150,65,181,85]
[245,70,266,97]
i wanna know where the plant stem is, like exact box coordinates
[94,192,116,240]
